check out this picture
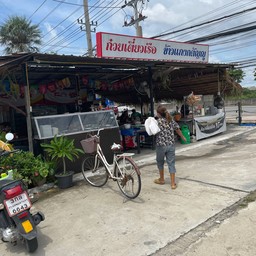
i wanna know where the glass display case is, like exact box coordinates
[32,110,118,139]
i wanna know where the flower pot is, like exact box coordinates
[55,171,74,189]
[32,177,46,187]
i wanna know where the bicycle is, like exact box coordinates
[80,129,141,199]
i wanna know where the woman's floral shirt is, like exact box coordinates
[156,117,180,146]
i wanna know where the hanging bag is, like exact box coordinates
[145,117,160,136]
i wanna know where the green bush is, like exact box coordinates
[41,136,83,175]
[0,151,54,187]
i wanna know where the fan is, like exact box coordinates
[134,81,150,98]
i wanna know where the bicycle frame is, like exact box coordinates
[82,130,141,199]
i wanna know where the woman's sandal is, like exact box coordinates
[171,184,177,190]
[154,178,165,185]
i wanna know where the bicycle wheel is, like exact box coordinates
[114,156,141,199]
[82,155,109,187]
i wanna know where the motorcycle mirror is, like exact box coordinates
[5,133,14,142]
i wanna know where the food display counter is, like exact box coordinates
[32,110,118,140]
[32,110,120,170]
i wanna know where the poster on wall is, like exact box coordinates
[194,112,226,140]
[0,79,88,106]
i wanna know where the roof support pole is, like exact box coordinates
[148,66,154,117]
[23,63,33,152]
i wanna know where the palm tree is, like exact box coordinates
[0,15,42,54]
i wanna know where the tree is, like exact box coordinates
[0,15,42,54]
[228,68,245,83]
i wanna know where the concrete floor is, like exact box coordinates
[0,124,256,256]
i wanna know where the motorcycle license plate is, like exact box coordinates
[4,192,32,217]
[22,220,33,233]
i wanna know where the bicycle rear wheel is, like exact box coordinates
[82,155,109,187]
[114,156,141,199]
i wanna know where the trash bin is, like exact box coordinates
[180,125,191,144]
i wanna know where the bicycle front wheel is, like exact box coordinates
[115,156,141,199]
[82,155,109,187]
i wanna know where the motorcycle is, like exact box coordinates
[0,132,45,253]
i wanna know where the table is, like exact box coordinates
[120,127,154,154]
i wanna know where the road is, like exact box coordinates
[0,126,256,255]
[225,105,256,123]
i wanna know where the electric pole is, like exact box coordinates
[77,0,97,57]
[122,0,148,37]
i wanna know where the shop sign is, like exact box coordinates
[96,32,209,63]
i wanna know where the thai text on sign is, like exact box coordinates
[96,32,209,63]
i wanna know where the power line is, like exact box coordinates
[151,6,256,39]
[37,0,65,26]
[52,0,120,8]
[187,24,256,43]
[28,0,47,20]
[42,6,81,38]
[42,0,124,53]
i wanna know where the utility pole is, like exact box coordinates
[77,0,97,57]
[122,0,148,37]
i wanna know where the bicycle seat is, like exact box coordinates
[111,143,123,152]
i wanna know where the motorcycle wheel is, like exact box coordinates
[25,237,38,253]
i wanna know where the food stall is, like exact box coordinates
[32,110,120,172]
[176,93,226,141]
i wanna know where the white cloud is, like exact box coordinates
[44,22,58,39]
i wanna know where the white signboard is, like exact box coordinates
[194,112,227,140]
[96,32,209,63]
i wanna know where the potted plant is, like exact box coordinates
[41,136,83,189]
[0,151,52,187]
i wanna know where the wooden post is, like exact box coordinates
[23,63,33,152]
[237,101,242,125]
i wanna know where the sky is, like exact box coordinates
[0,0,256,88]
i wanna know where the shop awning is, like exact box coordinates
[0,52,242,104]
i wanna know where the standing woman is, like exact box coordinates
[154,105,186,189]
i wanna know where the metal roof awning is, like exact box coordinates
[0,53,242,104]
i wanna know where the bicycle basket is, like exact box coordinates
[80,137,98,154]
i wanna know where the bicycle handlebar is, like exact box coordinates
[96,128,105,136]
[88,128,105,138]
[0,149,20,157]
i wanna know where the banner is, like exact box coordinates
[96,32,209,63]
[194,112,226,140]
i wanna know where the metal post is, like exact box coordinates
[148,66,154,117]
